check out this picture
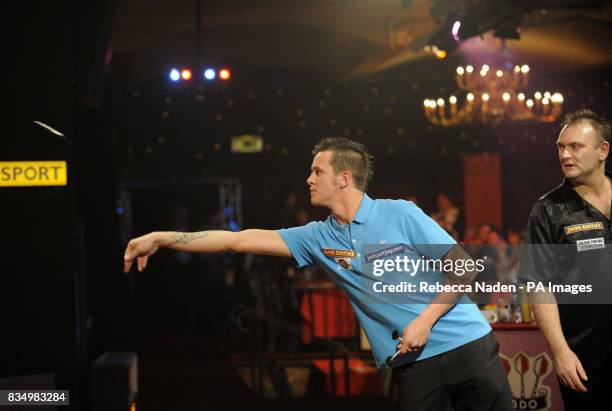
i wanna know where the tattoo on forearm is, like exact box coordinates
[172,231,212,245]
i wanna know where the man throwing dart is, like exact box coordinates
[124,137,511,410]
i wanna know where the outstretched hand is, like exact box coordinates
[554,348,588,392]
[124,232,160,273]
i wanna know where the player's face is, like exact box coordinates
[307,151,341,207]
[556,122,606,180]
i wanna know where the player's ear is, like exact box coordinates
[339,170,352,189]
[599,141,609,162]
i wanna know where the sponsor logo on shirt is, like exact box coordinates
[321,248,356,269]
[364,244,405,264]
[321,248,356,258]
[576,237,605,252]
[564,222,604,235]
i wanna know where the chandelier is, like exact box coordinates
[423,64,564,127]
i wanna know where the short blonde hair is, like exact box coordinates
[312,137,374,191]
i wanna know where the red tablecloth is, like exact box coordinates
[300,287,357,343]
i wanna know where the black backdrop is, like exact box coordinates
[4,2,121,410]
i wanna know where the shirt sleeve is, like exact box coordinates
[518,201,557,283]
[277,222,319,268]
[403,201,456,259]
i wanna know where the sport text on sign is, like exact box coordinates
[0,161,68,187]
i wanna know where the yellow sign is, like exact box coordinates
[231,135,263,153]
[0,161,68,187]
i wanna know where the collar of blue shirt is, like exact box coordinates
[330,193,375,227]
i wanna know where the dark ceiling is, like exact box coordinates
[110,0,612,84]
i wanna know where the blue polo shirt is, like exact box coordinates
[278,193,491,368]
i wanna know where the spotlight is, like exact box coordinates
[423,14,462,57]
[169,69,180,82]
[181,69,192,80]
[219,68,231,80]
[452,21,461,42]
[204,69,216,80]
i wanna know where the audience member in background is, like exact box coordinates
[485,226,504,246]
[488,227,519,283]
[462,226,478,244]
[506,228,524,245]
[430,193,463,240]
[464,223,499,302]
[502,228,524,282]
[475,222,493,244]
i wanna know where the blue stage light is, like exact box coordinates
[169,68,180,81]
[204,68,216,80]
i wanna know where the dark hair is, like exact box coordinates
[312,137,374,191]
[561,109,611,146]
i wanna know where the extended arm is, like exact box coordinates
[124,229,292,273]
[531,291,588,392]
[520,203,587,391]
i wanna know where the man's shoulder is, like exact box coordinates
[535,182,571,207]
[528,182,578,225]
[372,198,417,211]
[367,199,438,228]
[304,218,331,228]
[279,219,328,233]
